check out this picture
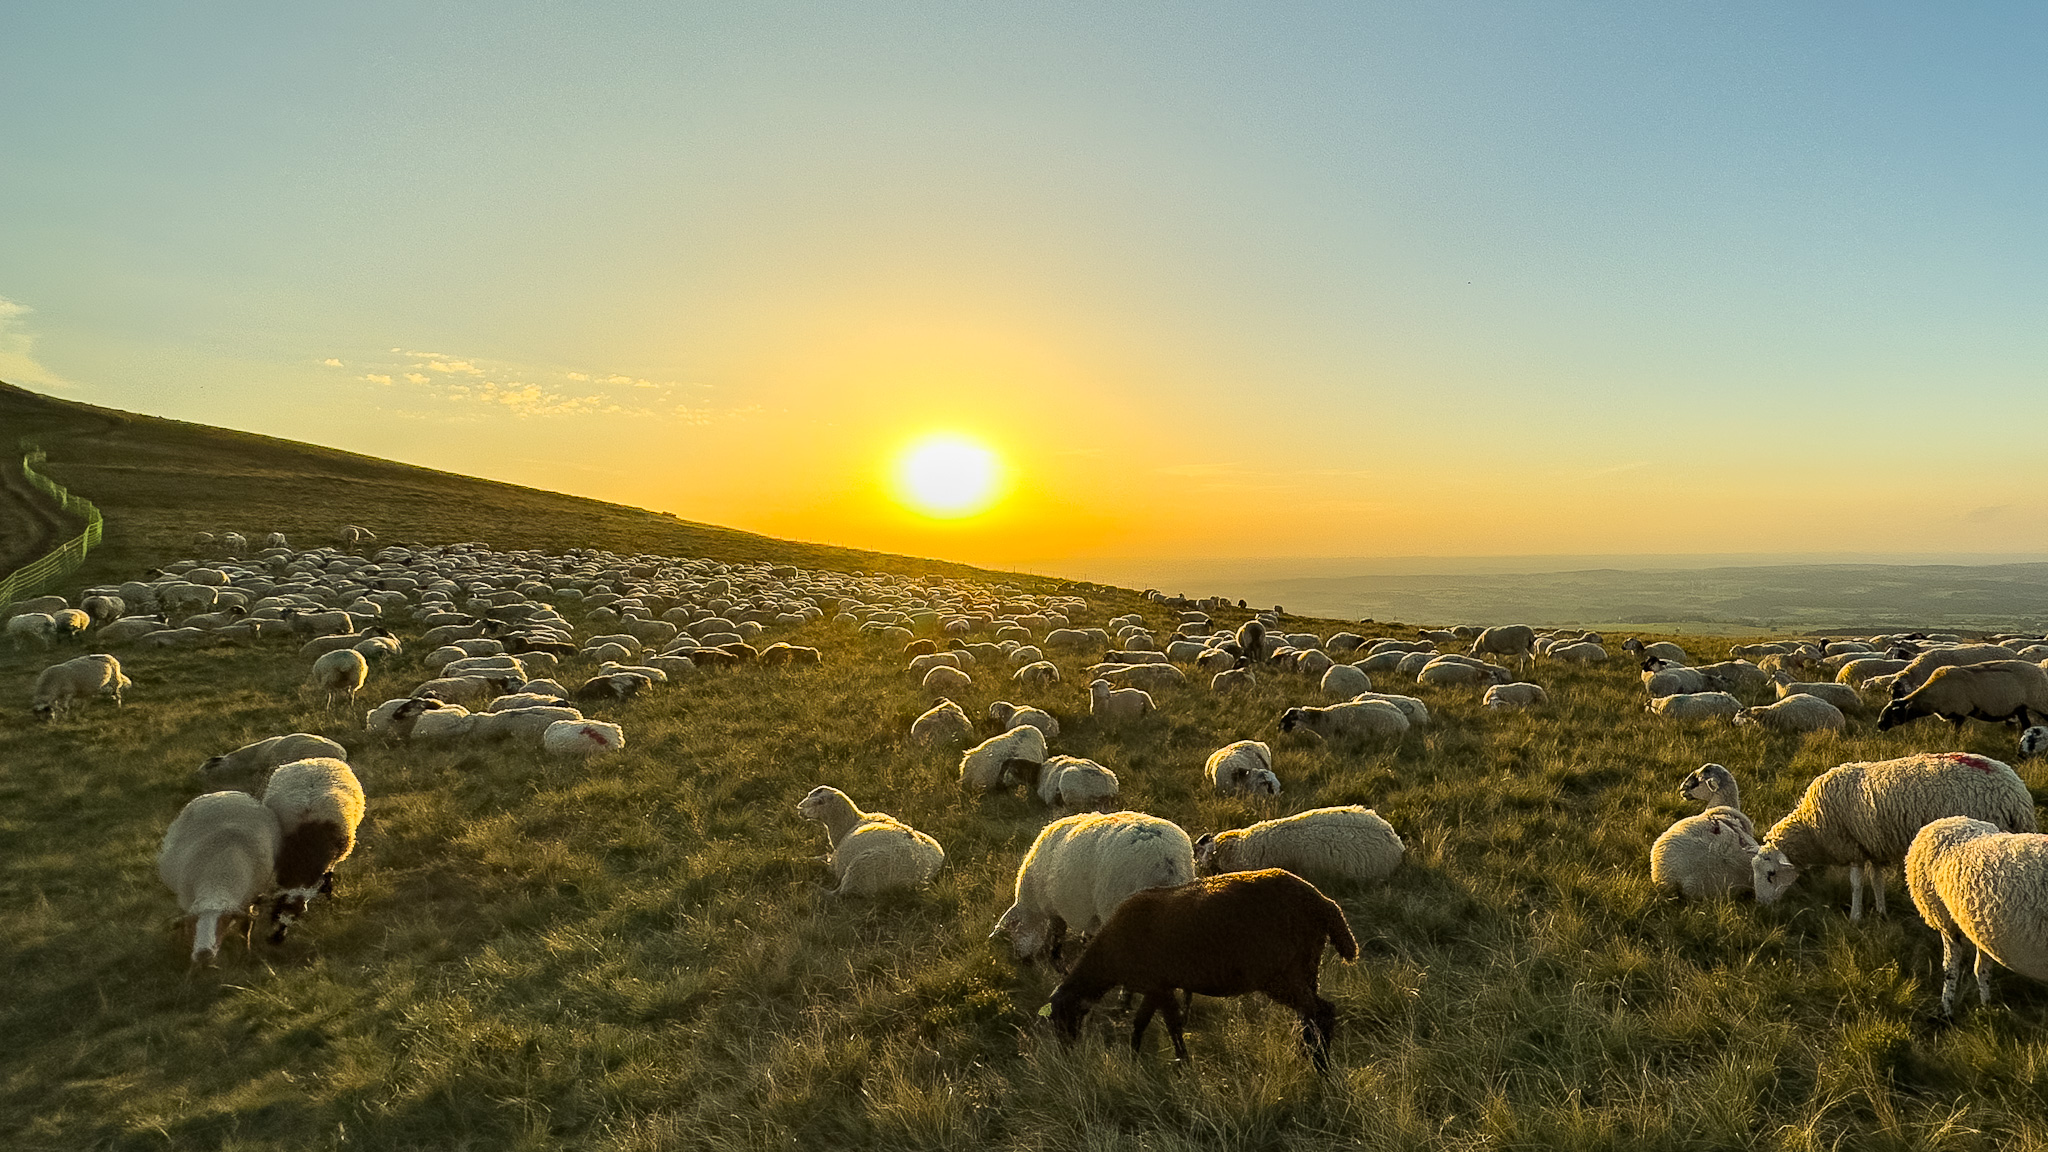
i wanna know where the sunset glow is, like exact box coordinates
[892,434,1004,520]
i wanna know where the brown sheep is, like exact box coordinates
[1878,661,2048,732]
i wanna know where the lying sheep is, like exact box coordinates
[573,672,651,704]
[414,674,521,708]
[201,733,347,779]
[1646,692,1742,721]
[1279,700,1409,745]
[1651,763,1758,902]
[1349,692,1431,725]
[958,725,1048,792]
[991,809,1196,965]
[796,785,945,896]
[1089,679,1155,725]
[989,699,1060,739]
[1417,657,1510,687]
[1204,740,1278,795]
[1194,806,1402,885]
[1906,816,2048,1016]
[261,758,367,943]
[1320,663,1371,699]
[30,653,131,720]
[1877,660,2048,733]
[1048,869,1357,1071]
[158,791,281,965]
[1752,752,2039,920]
[1091,663,1187,691]
[922,665,974,697]
[1548,641,1607,664]
[1623,638,1690,664]
[911,699,977,748]
[543,718,625,755]
[1737,694,1846,734]
[1642,661,1709,698]
[1012,660,1062,689]
[1482,682,1547,709]
[1032,755,1122,809]
[364,696,446,741]
[307,649,370,710]
[1772,673,1864,714]
[1210,661,1255,693]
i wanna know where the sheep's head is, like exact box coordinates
[1278,708,1304,733]
[1875,697,1915,731]
[796,785,848,821]
[1750,846,1799,904]
[30,702,57,722]
[2020,726,2048,758]
[1681,764,1735,807]
[1244,768,1281,796]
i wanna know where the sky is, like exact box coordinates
[3,3,2044,576]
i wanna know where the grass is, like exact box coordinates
[6,382,2048,1149]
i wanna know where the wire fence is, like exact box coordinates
[0,441,103,607]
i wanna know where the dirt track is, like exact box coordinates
[0,451,74,578]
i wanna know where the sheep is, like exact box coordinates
[1320,663,1371,699]
[908,651,964,674]
[796,785,945,896]
[1751,752,2038,920]
[1235,619,1268,661]
[922,665,973,696]
[1905,816,2048,1016]
[1089,678,1155,724]
[1013,660,1062,689]
[989,699,1061,739]
[1278,700,1409,745]
[1680,762,1744,814]
[157,791,282,965]
[306,649,370,710]
[1737,694,1846,734]
[990,810,1196,966]
[1469,625,1536,671]
[48,607,90,639]
[958,724,1048,792]
[1645,692,1743,721]
[1696,660,1770,694]
[30,653,131,720]
[1417,657,1510,686]
[201,733,348,779]
[1622,638,1690,664]
[1210,661,1255,693]
[1642,661,1709,697]
[7,612,55,650]
[1033,755,1122,809]
[1204,740,1277,795]
[1548,641,1608,664]
[911,698,977,748]
[1878,661,2048,733]
[260,757,366,943]
[96,615,169,645]
[543,718,625,755]
[1348,692,1431,726]
[2023,726,2048,759]
[1651,807,1760,900]
[1193,806,1403,885]
[1091,663,1187,691]
[1772,673,1865,714]
[280,607,355,637]
[1047,869,1357,1071]
[301,629,390,660]
[364,696,446,741]
[412,674,523,708]
[1892,645,2031,695]
[1482,682,1548,709]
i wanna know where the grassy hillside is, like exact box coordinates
[5,388,2048,1150]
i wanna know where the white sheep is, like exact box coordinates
[1482,682,1548,709]
[991,810,1197,964]
[1548,641,1608,664]
[364,696,447,741]
[1090,662,1187,691]
[1210,663,1255,693]
[1468,625,1537,672]
[7,612,56,650]
[1752,752,2039,920]
[261,757,367,943]
[1736,694,1846,734]
[1646,692,1743,721]
[796,785,945,896]
[1623,638,1691,664]
[1651,766,1760,901]
[1013,660,1062,689]
[1905,816,2048,1016]
[922,665,974,697]
[1089,678,1155,725]
[157,790,282,965]
[1772,674,1865,714]
[1320,664,1371,699]
[989,699,1061,739]
[910,699,976,748]
[1642,662,1709,697]
[543,718,625,755]
[201,733,348,778]
[1193,806,1403,885]
[307,649,370,710]
[30,653,131,720]
[1035,755,1122,809]
[1348,692,1431,726]
[1205,740,1277,795]
[1417,658,1510,687]
[1278,700,1409,745]
[2022,726,2048,759]
[958,725,1048,792]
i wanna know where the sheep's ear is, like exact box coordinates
[1193,832,1214,849]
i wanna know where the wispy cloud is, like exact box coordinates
[343,345,754,424]
[322,357,344,367]
[0,297,76,390]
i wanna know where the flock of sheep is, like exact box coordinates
[10,530,2048,1072]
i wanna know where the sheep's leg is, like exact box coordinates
[1938,930,1963,1018]
[1974,945,1995,1007]
[1849,864,1865,921]
[1306,996,1338,1074]
[1129,993,1161,1058]
[1154,991,1191,1063]
[1867,864,1886,917]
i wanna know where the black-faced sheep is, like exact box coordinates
[260,758,367,943]
[1877,660,2048,733]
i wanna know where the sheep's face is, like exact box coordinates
[2020,727,2048,758]
[1246,769,1281,796]
[796,786,840,821]
[1047,984,1093,1042]
[1874,698,1914,731]
[1681,765,1731,806]
[1278,709,1302,734]
[1750,847,1798,904]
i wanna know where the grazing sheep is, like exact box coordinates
[989,699,1061,739]
[1469,625,1537,672]
[1089,678,1155,725]
[922,665,974,697]
[1623,638,1690,664]
[1772,674,1865,714]
[796,785,945,896]
[543,718,625,755]
[958,725,1049,792]
[1646,692,1743,721]
[280,607,356,637]
[1048,869,1357,1071]
[1482,682,1548,709]
[157,791,282,965]
[1193,806,1403,885]
[1877,661,2048,733]
[1320,664,1371,699]
[991,810,1196,965]
[1737,690,1846,733]
[30,653,131,719]
[1892,645,2031,695]
[2022,726,2048,759]
[260,758,367,943]
[1905,816,2048,1016]
[1091,663,1187,691]
[7,612,55,650]
[306,649,370,710]
[1210,661,1256,693]
[1033,755,1122,809]
[1235,619,1267,662]
[1013,660,1062,688]
[1204,740,1277,795]
[1278,700,1409,745]
[201,733,348,779]
[1752,752,2039,920]
[911,699,977,748]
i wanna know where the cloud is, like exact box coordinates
[424,359,483,376]
[347,343,753,424]
[322,357,344,367]
[0,297,76,390]
[405,372,429,385]
[363,374,393,385]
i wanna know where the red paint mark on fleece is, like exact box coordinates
[581,726,609,746]
[1937,752,1997,772]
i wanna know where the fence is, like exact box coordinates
[0,442,103,606]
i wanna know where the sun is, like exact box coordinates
[892,433,1005,519]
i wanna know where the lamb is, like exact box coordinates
[1033,755,1122,809]
[1047,869,1357,1071]
[201,733,348,778]
[796,785,946,896]
[1482,682,1548,709]
[1204,740,1278,795]
[989,699,1061,739]
[1651,804,1759,900]
[1736,693,1846,734]
[1193,806,1403,885]
[157,791,282,965]
[1646,692,1742,721]
[260,757,367,943]
[1751,752,2039,920]
[1877,661,2048,732]
[922,665,973,696]
[306,649,370,710]
[1089,678,1155,725]
[30,653,131,719]
[1091,663,1187,690]
[1905,816,2048,1016]
[990,810,1196,965]
[958,724,1049,792]
[1278,700,1409,745]
[910,699,977,748]
[543,718,625,755]
[1320,663,1371,699]
[1210,661,1255,693]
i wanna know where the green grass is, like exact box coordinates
[6,382,2048,1150]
